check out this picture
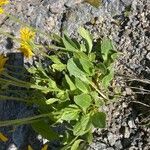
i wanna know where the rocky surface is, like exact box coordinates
[0,0,150,149]
[88,99,150,150]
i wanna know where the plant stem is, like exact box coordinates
[0,113,53,127]
[37,44,77,52]
[0,78,30,88]
[90,82,108,100]
[0,95,32,103]
[2,72,31,87]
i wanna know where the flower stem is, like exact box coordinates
[0,95,31,103]
[2,72,31,87]
[0,112,53,127]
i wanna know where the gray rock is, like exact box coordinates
[115,140,123,149]
[124,127,130,138]
[107,132,117,146]
[106,148,114,150]
[125,87,132,95]
[88,142,107,150]
[146,52,150,61]
[65,0,82,7]
[49,0,65,14]
[128,120,136,129]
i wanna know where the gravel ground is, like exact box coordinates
[0,0,150,149]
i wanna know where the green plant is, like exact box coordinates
[0,27,119,149]
[84,0,102,8]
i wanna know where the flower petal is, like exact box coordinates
[28,145,34,150]
[41,144,48,150]
[0,132,8,142]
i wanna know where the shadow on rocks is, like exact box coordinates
[0,52,42,150]
[128,56,150,126]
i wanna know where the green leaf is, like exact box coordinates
[96,63,107,75]
[31,120,58,140]
[65,74,76,91]
[92,112,106,128]
[52,33,62,44]
[80,43,87,52]
[67,58,94,85]
[45,98,60,105]
[101,37,113,62]
[90,91,103,107]
[56,90,69,101]
[101,69,114,88]
[67,58,86,78]
[80,114,91,132]
[62,34,78,51]
[67,58,93,84]
[71,139,83,150]
[88,53,96,62]
[73,121,85,137]
[86,130,93,144]
[52,63,66,71]
[111,51,118,61]
[49,55,66,71]
[75,78,89,93]
[73,114,91,136]
[59,105,80,122]
[84,0,102,8]
[74,51,89,60]
[28,66,37,74]
[49,55,62,64]
[78,27,93,53]
[104,50,118,67]
[74,94,92,113]
[33,61,49,78]
[79,58,94,76]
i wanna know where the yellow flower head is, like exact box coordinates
[19,42,34,58]
[0,0,9,6]
[28,145,33,150]
[0,132,8,142]
[0,0,9,14]
[0,8,4,14]
[20,27,35,41]
[19,27,35,58]
[0,54,8,73]
[41,145,48,150]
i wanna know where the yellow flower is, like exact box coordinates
[28,144,48,150]
[19,27,35,58]
[0,54,8,73]
[0,0,9,14]
[20,27,35,41]
[0,132,8,142]
[0,7,4,14]
[19,42,34,58]
[28,145,33,150]
[0,0,9,6]
[41,145,48,150]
